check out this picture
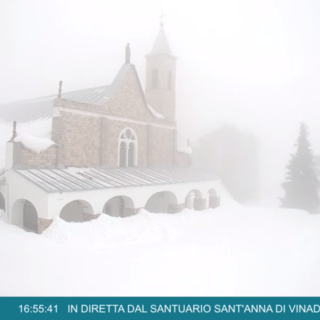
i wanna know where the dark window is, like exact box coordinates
[128,142,135,167]
[119,128,137,167]
[119,142,126,167]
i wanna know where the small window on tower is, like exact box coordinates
[152,69,158,89]
[168,71,172,90]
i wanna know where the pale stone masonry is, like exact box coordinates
[12,47,189,169]
[145,26,177,122]
[13,143,57,168]
[1,25,221,235]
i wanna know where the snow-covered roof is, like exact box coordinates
[0,85,111,124]
[14,133,55,154]
[148,26,174,57]
[0,119,53,171]
[178,146,192,155]
[0,63,164,126]
[0,63,165,170]
[147,104,165,119]
[14,167,218,193]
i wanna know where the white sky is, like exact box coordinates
[1,0,320,205]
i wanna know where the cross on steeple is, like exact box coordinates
[159,12,166,27]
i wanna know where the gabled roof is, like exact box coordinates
[148,26,174,57]
[14,167,218,193]
[0,95,54,124]
[0,85,110,124]
[108,63,156,119]
[0,62,160,124]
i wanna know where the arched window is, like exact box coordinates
[128,142,135,167]
[119,142,126,167]
[118,128,138,167]
[168,71,172,90]
[152,68,158,89]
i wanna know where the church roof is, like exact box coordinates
[148,26,174,57]
[14,167,218,193]
[0,85,111,124]
[0,62,157,124]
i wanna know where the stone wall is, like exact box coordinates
[148,126,175,166]
[11,58,188,170]
[58,111,101,167]
[47,60,188,168]
[11,112,189,169]
[13,142,57,168]
[106,65,155,121]
[145,54,176,122]
[38,217,52,234]
[52,106,186,168]
[55,65,162,123]
[174,151,190,167]
[102,120,148,167]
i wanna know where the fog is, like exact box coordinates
[1,0,320,206]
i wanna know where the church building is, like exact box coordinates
[0,25,221,233]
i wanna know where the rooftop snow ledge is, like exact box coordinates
[178,146,192,155]
[147,104,165,120]
[14,133,55,154]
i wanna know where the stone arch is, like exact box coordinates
[60,200,93,222]
[208,188,220,208]
[0,192,5,211]
[185,189,202,210]
[145,191,179,214]
[103,196,135,218]
[12,199,38,233]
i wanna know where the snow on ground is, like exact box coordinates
[1,197,320,296]
[43,210,183,246]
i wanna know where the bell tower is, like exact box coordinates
[145,24,176,122]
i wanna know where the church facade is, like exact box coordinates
[0,26,221,233]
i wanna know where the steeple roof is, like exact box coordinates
[148,26,174,57]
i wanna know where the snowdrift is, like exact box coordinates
[1,200,320,296]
